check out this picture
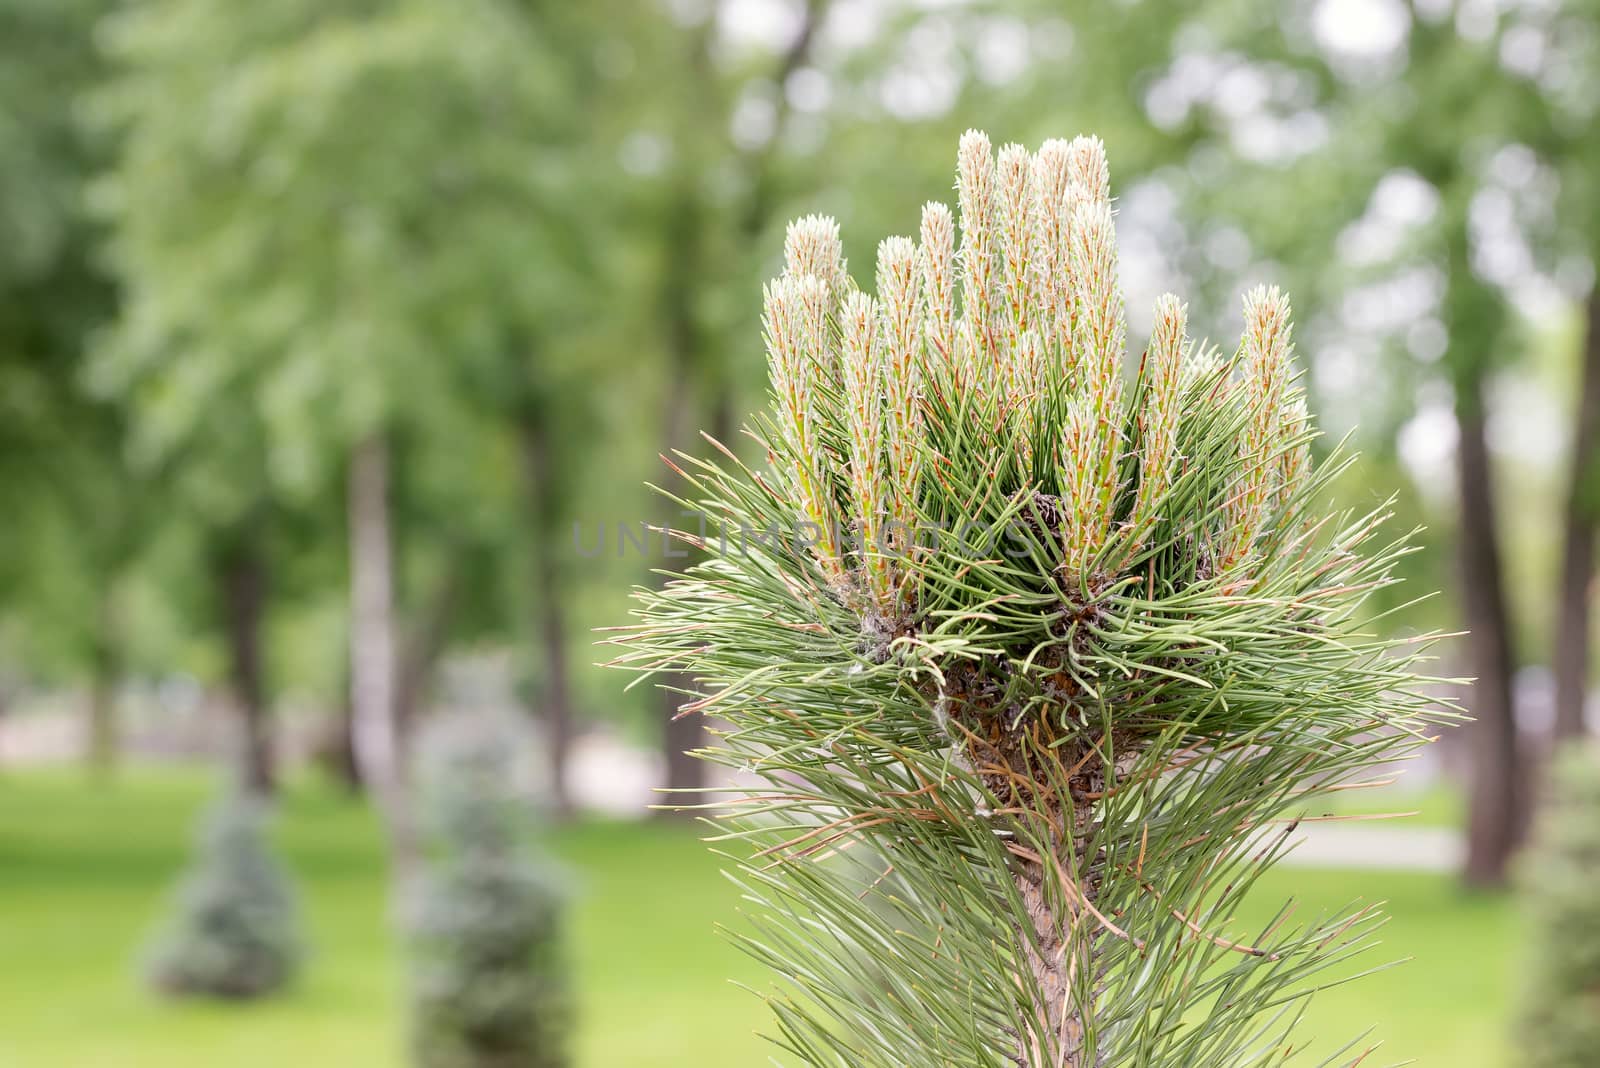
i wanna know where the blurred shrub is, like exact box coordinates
[1516,744,1600,1066]
[409,714,571,1068]
[144,795,303,998]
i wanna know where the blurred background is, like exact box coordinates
[2,0,1597,1064]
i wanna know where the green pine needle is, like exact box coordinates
[610,131,1455,1068]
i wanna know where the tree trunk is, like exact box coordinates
[654,5,825,811]
[518,414,575,819]
[85,587,119,778]
[1013,809,1100,1066]
[220,532,274,796]
[657,391,733,812]
[1456,374,1526,887]
[348,433,416,877]
[1552,287,1600,743]
[654,320,706,809]
[327,685,365,794]
[536,564,575,820]
[394,562,462,743]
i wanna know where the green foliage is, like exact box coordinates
[144,794,303,998]
[90,0,601,498]
[408,716,571,1068]
[85,0,637,718]
[615,132,1451,1066]
[1515,745,1600,1066]
[0,0,159,681]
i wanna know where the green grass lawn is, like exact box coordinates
[0,769,1514,1066]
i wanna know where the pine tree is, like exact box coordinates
[613,131,1450,1066]
[144,794,302,999]
[408,715,571,1068]
[1516,744,1600,1067]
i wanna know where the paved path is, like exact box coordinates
[1281,824,1463,873]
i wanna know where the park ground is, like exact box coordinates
[0,770,1515,1067]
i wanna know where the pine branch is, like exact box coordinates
[611,130,1455,1068]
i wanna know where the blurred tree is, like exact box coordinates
[1268,1,1600,883]
[1145,1,1599,885]
[95,0,607,857]
[209,521,275,792]
[144,794,303,999]
[83,312,286,793]
[1514,744,1600,1065]
[1516,1,1600,746]
[1554,292,1600,744]
[409,713,570,1068]
[1355,6,1600,880]
[637,0,832,807]
[0,0,144,776]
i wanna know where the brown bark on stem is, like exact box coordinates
[1553,287,1600,743]
[959,710,1109,1066]
[1013,812,1099,1068]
